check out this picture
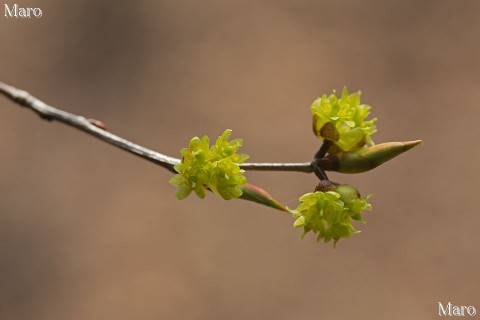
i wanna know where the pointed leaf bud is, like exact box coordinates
[240,183,287,212]
[319,140,422,173]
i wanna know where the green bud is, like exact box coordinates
[334,184,372,224]
[335,184,360,203]
[319,140,422,173]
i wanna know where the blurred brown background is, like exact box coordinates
[1,1,479,319]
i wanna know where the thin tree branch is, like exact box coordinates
[0,81,314,174]
[312,140,331,181]
[0,82,181,173]
[240,162,312,172]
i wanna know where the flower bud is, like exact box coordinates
[335,184,360,202]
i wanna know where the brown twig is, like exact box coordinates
[0,81,314,174]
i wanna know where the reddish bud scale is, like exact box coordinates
[88,119,108,131]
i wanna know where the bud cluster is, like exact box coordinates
[311,87,377,152]
[170,87,420,248]
[290,184,372,248]
[169,129,249,200]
